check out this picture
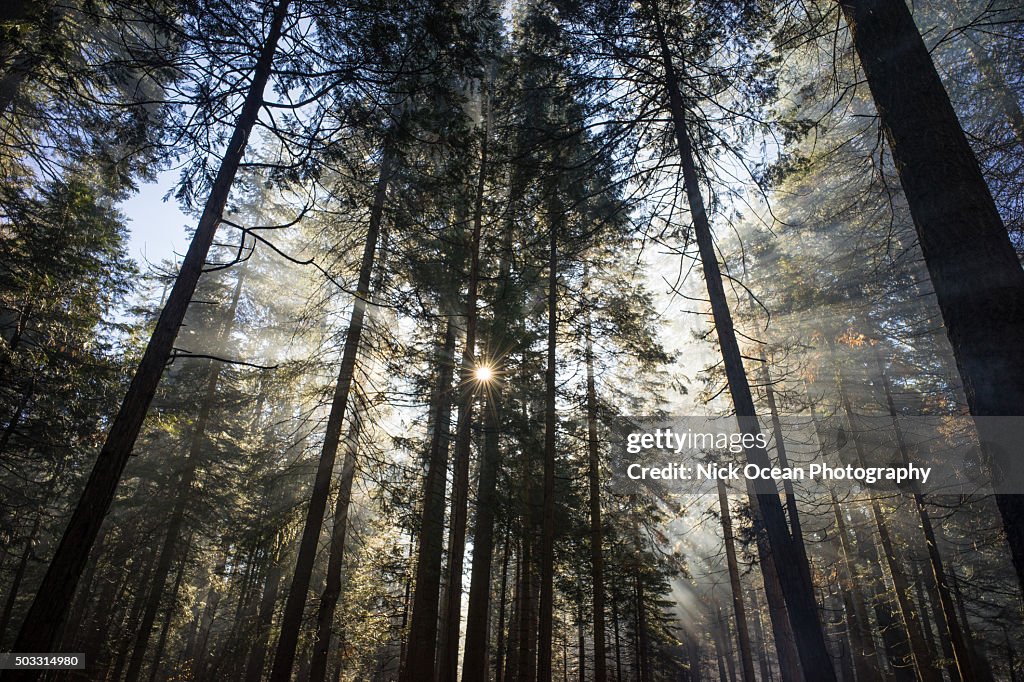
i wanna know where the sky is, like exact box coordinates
[120,171,190,270]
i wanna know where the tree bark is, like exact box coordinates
[504,541,521,682]
[306,209,392,677]
[837,0,1024,593]
[716,479,757,682]
[612,592,622,682]
[58,523,109,652]
[713,609,730,682]
[576,591,586,681]
[517,521,537,682]
[949,567,995,679]
[7,0,292,661]
[400,316,457,682]
[460,389,501,681]
[583,291,608,682]
[494,527,512,682]
[438,189,486,682]
[751,514,803,682]
[191,556,227,677]
[308,410,363,682]
[758,352,813,595]
[537,195,559,682]
[848,506,915,681]
[458,78,497,682]
[268,146,392,682]
[109,548,157,682]
[635,577,651,682]
[122,509,191,679]
[244,539,285,682]
[747,588,772,682]
[84,559,131,672]
[835,589,857,682]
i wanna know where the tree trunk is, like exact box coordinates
[537,198,559,682]
[84,561,131,672]
[748,518,801,682]
[577,592,586,681]
[837,0,1024,593]
[650,9,834,678]
[873,343,982,682]
[949,567,995,680]
[110,548,158,682]
[308,410,363,682]
[268,146,393,682]
[59,523,109,652]
[0,513,41,644]
[713,611,730,682]
[716,479,757,682]
[148,553,188,682]
[636,578,651,682]
[191,557,227,678]
[832,353,940,682]
[8,0,292,660]
[912,564,939,663]
[438,224,485,682]
[400,316,457,682]
[460,79,498,681]
[612,593,622,682]
[835,589,857,682]
[685,631,702,682]
[747,589,772,682]
[245,542,285,682]
[583,291,608,682]
[758,353,813,593]
[827,487,882,681]
[1002,623,1019,682]
[224,545,263,679]
[516,525,537,682]
[873,508,942,681]
[851,509,916,681]
[460,388,501,681]
[504,541,521,682]
[305,238,393,678]
[495,527,512,682]
[811,399,883,681]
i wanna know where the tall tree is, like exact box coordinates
[268,144,393,682]
[8,0,293,659]
[836,0,1024,591]
[648,5,835,676]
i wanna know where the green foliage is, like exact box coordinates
[0,177,136,538]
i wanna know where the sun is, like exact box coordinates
[473,364,495,382]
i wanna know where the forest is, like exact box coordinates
[1,0,1024,680]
